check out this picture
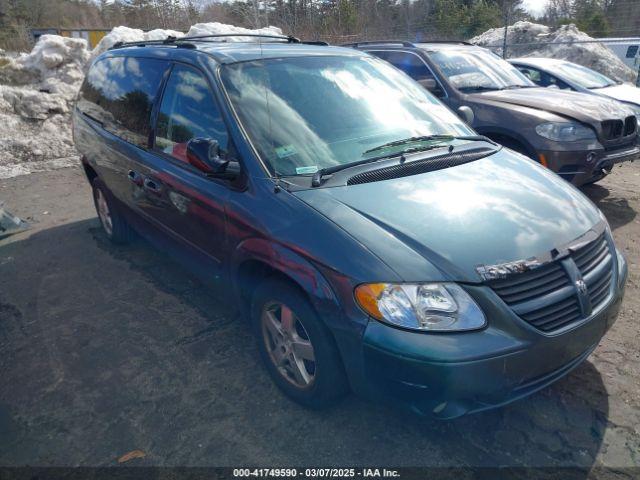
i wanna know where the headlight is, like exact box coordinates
[536,122,596,142]
[355,283,486,331]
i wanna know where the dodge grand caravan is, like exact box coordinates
[73,35,628,418]
[348,41,639,186]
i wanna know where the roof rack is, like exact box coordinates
[419,40,473,45]
[341,40,417,48]
[110,33,302,50]
[342,39,474,48]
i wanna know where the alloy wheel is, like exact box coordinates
[261,301,316,388]
[95,188,113,237]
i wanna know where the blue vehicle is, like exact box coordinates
[72,34,628,418]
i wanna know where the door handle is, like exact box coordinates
[127,170,143,186]
[143,177,162,194]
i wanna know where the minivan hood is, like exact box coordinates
[470,87,632,124]
[594,83,640,106]
[295,150,602,282]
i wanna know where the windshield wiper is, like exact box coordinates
[311,135,496,187]
[363,134,495,156]
[458,85,501,92]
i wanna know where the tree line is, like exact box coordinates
[0,0,637,51]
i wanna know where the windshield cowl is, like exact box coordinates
[269,140,498,190]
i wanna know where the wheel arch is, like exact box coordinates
[232,239,342,320]
[476,127,538,160]
[81,157,99,184]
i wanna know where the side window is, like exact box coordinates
[373,51,435,81]
[626,45,639,58]
[371,50,444,97]
[155,64,229,164]
[542,72,572,90]
[517,66,542,84]
[79,56,168,148]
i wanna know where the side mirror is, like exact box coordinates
[457,106,474,125]
[186,137,239,178]
[418,78,437,91]
[418,78,445,98]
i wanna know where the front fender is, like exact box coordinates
[231,237,358,330]
[231,237,372,394]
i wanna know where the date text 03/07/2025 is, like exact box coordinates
[232,468,401,478]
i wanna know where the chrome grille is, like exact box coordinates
[490,233,614,333]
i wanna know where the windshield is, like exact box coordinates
[428,49,534,92]
[554,62,617,89]
[220,55,474,176]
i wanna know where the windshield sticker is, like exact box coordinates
[295,166,319,174]
[275,145,297,159]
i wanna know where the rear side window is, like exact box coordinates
[517,66,571,90]
[155,64,229,163]
[626,45,639,58]
[371,51,435,81]
[517,66,542,83]
[78,56,169,148]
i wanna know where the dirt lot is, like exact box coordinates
[0,163,639,473]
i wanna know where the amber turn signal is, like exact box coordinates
[354,283,386,320]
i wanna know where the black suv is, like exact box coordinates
[347,41,639,185]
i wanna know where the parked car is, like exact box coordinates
[593,38,640,74]
[73,36,628,419]
[347,41,639,185]
[510,57,640,125]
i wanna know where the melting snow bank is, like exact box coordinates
[0,35,88,178]
[0,22,282,179]
[471,21,638,83]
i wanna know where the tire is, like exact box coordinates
[92,177,134,244]
[583,171,607,186]
[251,277,349,408]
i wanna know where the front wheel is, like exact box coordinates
[251,278,349,408]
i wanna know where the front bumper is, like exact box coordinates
[540,144,640,186]
[352,257,627,419]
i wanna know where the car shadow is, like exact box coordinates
[0,218,609,473]
[581,183,636,231]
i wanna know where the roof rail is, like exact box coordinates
[110,33,301,50]
[341,40,417,48]
[420,40,473,45]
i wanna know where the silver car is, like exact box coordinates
[510,57,640,125]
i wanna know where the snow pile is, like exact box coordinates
[90,23,282,60]
[470,21,638,83]
[0,22,283,179]
[186,22,282,38]
[89,26,185,60]
[0,35,91,178]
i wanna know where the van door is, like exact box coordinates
[130,63,233,268]
[77,56,171,207]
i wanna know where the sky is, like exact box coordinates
[521,0,550,18]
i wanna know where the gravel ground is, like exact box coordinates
[0,163,638,474]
